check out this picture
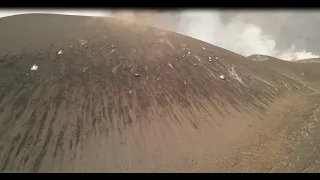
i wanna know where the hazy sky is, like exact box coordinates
[1,9,320,60]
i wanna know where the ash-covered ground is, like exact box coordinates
[0,14,319,172]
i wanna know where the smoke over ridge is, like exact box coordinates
[108,10,320,60]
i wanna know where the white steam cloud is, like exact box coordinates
[110,10,320,61]
[168,11,277,56]
[276,45,320,60]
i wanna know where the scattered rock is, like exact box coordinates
[202,47,206,50]
[134,73,140,77]
[194,64,197,66]
[80,40,88,46]
[188,51,191,54]
[123,67,126,70]
[241,152,252,156]
[219,75,225,80]
[209,57,212,60]
[209,59,212,62]
[216,57,219,60]
[82,66,89,73]
[289,146,295,152]
[111,44,115,48]
[157,78,161,82]
[58,50,63,55]
[30,64,38,71]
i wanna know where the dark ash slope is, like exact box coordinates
[0,14,312,172]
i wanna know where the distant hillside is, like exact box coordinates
[295,58,320,63]
[248,54,320,91]
[247,54,274,61]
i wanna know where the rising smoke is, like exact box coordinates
[108,10,320,61]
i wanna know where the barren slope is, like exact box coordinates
[249,54,320,92]
[0,14,315,172]
[295,58,320,63]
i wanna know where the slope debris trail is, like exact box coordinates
[0,14,313,172]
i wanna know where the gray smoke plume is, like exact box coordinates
[108,10,320,60]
